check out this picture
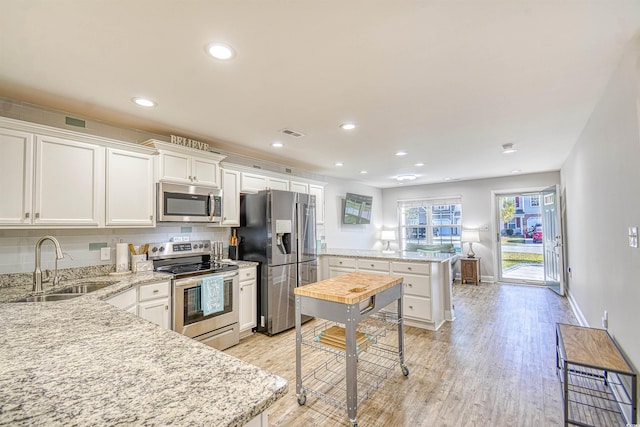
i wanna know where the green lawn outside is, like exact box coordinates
[501,236,525,244]
[502,252,543,269]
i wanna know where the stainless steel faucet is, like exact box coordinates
[33,235,65,292]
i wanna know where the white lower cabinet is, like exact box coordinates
[106,287,137,315]
[138,281,171,329]
[320,255,445,331]
[105,280,171,329]
[239,266,257,338]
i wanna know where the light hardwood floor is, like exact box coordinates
[225,282,577,426]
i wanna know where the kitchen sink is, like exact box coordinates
[56,281,118,294]
[11,294,84,303]
[9,280,119,303]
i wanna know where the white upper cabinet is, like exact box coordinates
[240,172,267,193]
[106,148,155,227]
[266,176,289,191]
[33,135,104,227]
[309,184,325,225]
[289,181,309,194]
[0,128,34,225]
[221,168,240,227]
[144,139,225,187]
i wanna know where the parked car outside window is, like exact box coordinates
[532,226,543,243]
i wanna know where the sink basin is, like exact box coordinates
[11,294,83,303]
[56,281,117,294]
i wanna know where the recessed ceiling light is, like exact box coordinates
[207,42,235,60]
[131,97,157,107]
[511,169,521,174]
[395,151,408,156]
[271,142,283,148]
[396,174,416,181]
[360,170,368,174]
[502,143,517,154]
[444,177,452,181]
[335,162,343,167]
[340,123,356,130]
[415,162,424,167]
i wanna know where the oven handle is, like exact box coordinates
[174,271,238,289]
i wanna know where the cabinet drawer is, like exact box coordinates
[357,259,390,272]
[139,281,170,302]
[403,295,432,321]
[239,267,257,281]
[402,274,431,298]
[392,261,429,276]
[328,257,356,268]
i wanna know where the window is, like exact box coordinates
[398,197,462,252]
[530,195,540,207]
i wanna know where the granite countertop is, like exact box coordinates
[0,272,287,426]
[319,248,458,263]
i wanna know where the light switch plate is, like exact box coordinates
[100,247,111,261]
[629,227,638,248]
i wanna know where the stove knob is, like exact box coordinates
[204,242,210,249]
[152,246,158,253]
[198,243,203,249]
[159,246,165,252]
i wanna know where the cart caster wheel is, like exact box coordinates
[297,392,306,406]
[401,365,409,376]
[351,421,358,427]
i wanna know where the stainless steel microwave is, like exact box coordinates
[157,182,223,223]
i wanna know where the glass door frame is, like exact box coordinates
[491,188,546,285]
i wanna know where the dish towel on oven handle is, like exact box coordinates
[201,274,224,316]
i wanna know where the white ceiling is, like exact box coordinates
[1,1,639,188]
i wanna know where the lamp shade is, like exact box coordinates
[380,230,396,241]
[461,230,480,243]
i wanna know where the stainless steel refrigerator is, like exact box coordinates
[238,189,317,335]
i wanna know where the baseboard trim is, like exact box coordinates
[567,289,588,326]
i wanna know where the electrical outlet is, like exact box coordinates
[100,247,110,261]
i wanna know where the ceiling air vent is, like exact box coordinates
[280,128,305,138]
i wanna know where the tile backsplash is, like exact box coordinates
[0,225,231,274]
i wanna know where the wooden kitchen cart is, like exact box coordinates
[294,272,409,427]
[556,323,637,426]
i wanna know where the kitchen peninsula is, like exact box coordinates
[0,274,287,426]
[319,249,457,331]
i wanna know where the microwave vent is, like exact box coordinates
[280,128,305,138]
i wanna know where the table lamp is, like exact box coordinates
[380,230,396,254]
[461,229,480,258]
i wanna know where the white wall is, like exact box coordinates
[561,39,640,375]
[322,176,384,250]
[381,172,560,280]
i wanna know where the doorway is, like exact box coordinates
[494,186,565,294]
[495,191,544,284]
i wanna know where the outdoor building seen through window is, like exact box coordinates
[398,198,462,252]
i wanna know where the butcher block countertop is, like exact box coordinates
[294,272,403,304]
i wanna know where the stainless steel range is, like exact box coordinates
[146,240,240,350]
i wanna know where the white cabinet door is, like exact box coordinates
[0,128,34,225]
[289,181,309,193]
[159,150,191,183]
[106,287,137,314]
[138,281,171,329]
[266,176,288,191]
[34,135,104,226]
[192,157,219,187]
[106,148,155,227]
[139,298,170,328]
[309,184,324,224]
[221,169,240,226]
[241,172,268,193]
[239,266,257,335]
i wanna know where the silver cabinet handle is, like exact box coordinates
[35,213,40,219]
[25,212,30,219]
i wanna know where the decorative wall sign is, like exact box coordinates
[170,134,210,151]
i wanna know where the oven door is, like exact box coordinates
[173,271,239,340]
